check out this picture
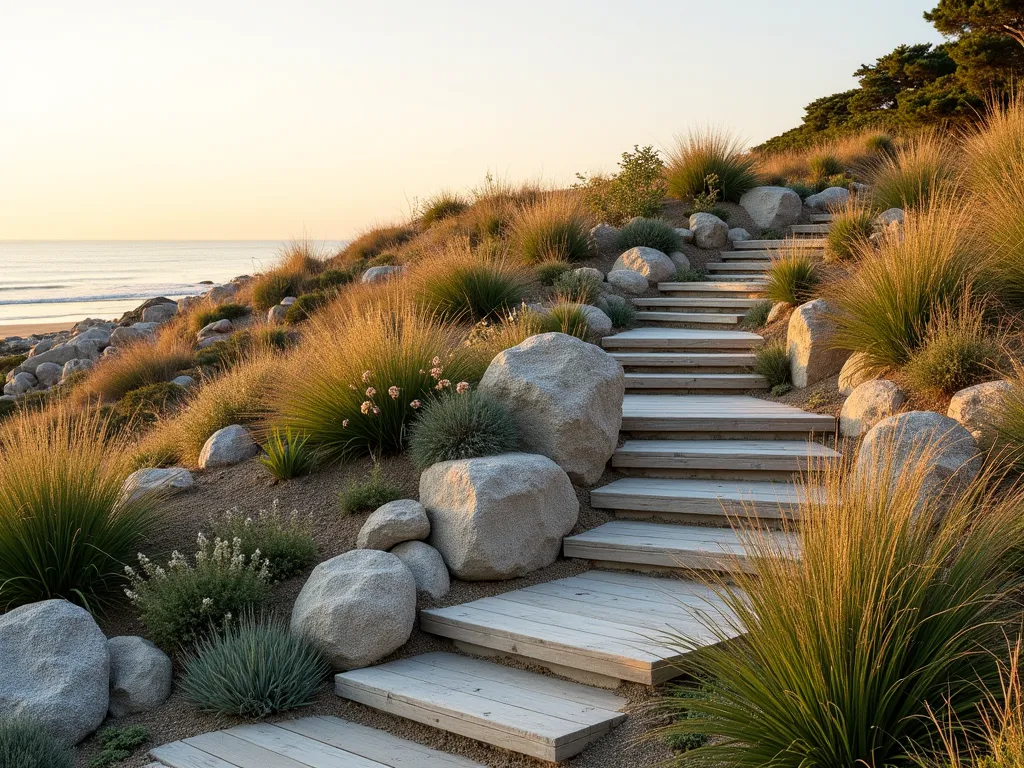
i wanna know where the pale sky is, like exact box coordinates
[1,0,944,241]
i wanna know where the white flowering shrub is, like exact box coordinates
[207,502,315,582]
[126,534,271,650]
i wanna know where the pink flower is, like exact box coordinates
[360,401,373,414]
[388,386,400,399]
[410,400,422,409]
[430,367,443,380]
[365,387,376,397]
[372,406,380,415]
[436,379,451,390]
[342,419,349,428]
[456,381,470,394]
[419,369,426,375]
[432,356,441,366]
[362,370,372,383]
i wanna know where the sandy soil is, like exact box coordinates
[0,321,76,339]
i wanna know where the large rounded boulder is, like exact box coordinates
[947,380,1012,450]
[688,213,729,250]
[739,186,802,230]
[420,453,579,580]
[787,299,851,389]
[479,332,623,484]
[0,600,110,745]
[290,550,416,671]
[107,636,172,717]
[199,424,259,469]
[840,379,906,437]
[612,247,675,284]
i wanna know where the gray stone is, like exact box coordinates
[856,411,981,508]
[729,227,752,242]
[590,223,619,253]
[875,207,905,230]
[838,352,873,396]
[420,453,579,580]
[739,186,802,230]
[197,333,231,349]
[121,467,194,504]
[767,302,790,324]
[356,499,430,551]
[34,361,63,388]
[19,344,93,372]
[69,327,110,349]
[280,296,297,306]
[674,227,694,244]
[362,265,401,283]
[206,283,239,303]
[668,251,690,270]
[62,359,94,379]
[29,339,55,356]
[840,379,906,437]
[268,304,289,324]
[787,299,851,389]
[4,371,37,396]
[390,541,450,600]
[291,549,416,670]
[132,322,160,335]
[612,247,675,283]
[141,304,176,324]
[171,374,196,388]
[947,380,1012,449]
[110,325,144,348]
[805,186,850,210]
[479,332,624,484]
[107,636,172,717]
[567,304,613,336]
[0,600,109,745]
[688,212,729,249]
[198,424,259,469]
[197,319,233,340]
[606,269,649,295]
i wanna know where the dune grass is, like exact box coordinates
[658,442,1024,767]
[420,190,469,227]
[333,224,417,266]
[754,131,891,185]
[742,300,773,329]
[249,240,326,311]
[764,249,820,305]
[666,128,760,203]
[808,152,843,181]
[511,193,593,264]
[73,333,193,405]
[0,407,157,612]
[870,132,961,211]
[412,242,526,322]
[831,201,981,372]
[826,199,875,261]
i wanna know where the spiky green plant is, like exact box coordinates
[192,302,250,331]
[252,272,301,312]
[181,612,329,717]
[408,389,518,469]
[258,427,317,480]
[604,298,637,329]
[666,128,760,203]
[826,201,875,262]
[764,250,820,305]
[615,217,682,254]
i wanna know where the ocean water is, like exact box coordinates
[0,241,345,328]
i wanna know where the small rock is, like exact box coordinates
[141,303,178,324]
[390,541,450,600]
[729,227,752,242]
[62,359,94,379]
[291,550,416,670]
[280,296,298,306]
[110,325,144,348]
[206,283,239,303]
[668,251,690,269]
[838,352,873,396]
[3,371,37,396]
[121,467,194,504]
[840,380,907,437]
[767,302,790,324]
[739,186,802,230]
[197,319,233,341]
[566,304,612,336]
[197,333,231,350]
[947,380,1012,449]
[132,322,160,335]
[787,299,851,389]
[268,305,289,324]
[589,223,619,253]
[356,499,430,551]
[107,636,172,718]
[674,227,694,244]
[606,269,650,295]
[198,425,259,469]
[69,327,111,349]
[171,374,196,388]
[805,186,850,210]
[688,212,729,249]
[33,362,63,388]
[612,247,675,283]
[875,208,905,230]
[29,339,55,356]
[362,265,401,283]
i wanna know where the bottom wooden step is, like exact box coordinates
[335,653,627,762]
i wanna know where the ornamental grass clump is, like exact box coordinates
[753,341,790,388]
[258,428,317,480]
[0,407,157,612]
[181,612,329,717]
[126,533,271,650]
[808,152,843,181]
[0,720,73,768]
[511,194,593,264]
[408,389,518,469]
[831,201,980,373]
[413,242,526,321]
[764,248,820,305]
[74,332,193,404]
[208,502,315,582]
[870,132,961,211]
[275,302,485,461]
[994,365,1024,473]
[742,300,773,329]
[552,269,602,305]
[420,190,468,227]
[658,441,1024,767]
[666,128,760,203]
[615,217,682,254]
[826,200,875,261]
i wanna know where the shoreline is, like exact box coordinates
[0,321,77,339]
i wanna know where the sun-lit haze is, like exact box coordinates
[1,0,944,241]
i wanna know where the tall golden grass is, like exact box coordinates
[869,131,962,210]
[511,192,593,263]
[665,127,760,202]
[73,332,194,404]
[408,240,527,321]
[754,130,894,183]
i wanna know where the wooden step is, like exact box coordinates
[610,352,757,372]
[590,477,818,519]
[625,373,766,391]
[634,311,743,325]
[721,250,775,260]
[622,394,836,435]
[420,571,742,687]
[707,262,772,272]
[563,520,800,573]
[613,439,841,472]
[602,328,763,352]
[633,297,761,313]
[335,653,626,762]
[150,716,485,768]
[658,281,765,297]
[790,223,831,235]
[696,273,768,282]
[733,239,826,250]
[809,213,834,223]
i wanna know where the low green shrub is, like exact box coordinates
[195,327,291,370]
[764,251,820,305]
[742,300,773,329]
[208,503,315,582]
[684,173,729,219]
[808,152,843,180]
[0,720,73,768]
[338,463,404,515]
[663,687,711,753]
[574,144,666,224]
[252,273,300,312]
[787,181,814,199]
[257,428,317,481]
[604,298,637,329]
[126,534,271,650]
[512,194,592,264]
[754,342,791,388]
[615,217,682,255]
[770,382,792,396]
[536,261,572,286]
[675,267,708,282]
[421,190,468,226]
[312,268,355,291]
[408,389,519,469]
[192,302,250,332]
[117,382,187,420]
[181,613,329,717]
[666,129,760,203]
[903,304,1003,397]
[87,726,148,768]
[760,228,784,240]
[553,269,602,305]
[0,354,27,377]
[0,409,156,612]
[285,292,328,324]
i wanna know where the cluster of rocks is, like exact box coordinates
[267,295,297,324]
[0,600,172,747]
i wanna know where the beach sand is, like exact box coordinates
[0,321,76,339]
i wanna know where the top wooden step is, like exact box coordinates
[602,328,764,352]
[733,238,827,250]
[335,652,627,762]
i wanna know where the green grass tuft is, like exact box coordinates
[615,218,682,254]
[338,463,404,515]
[764,250,820,305]
[258,428,317,480]
[666,128,761,203]
[408,390,519,470]
[87,726,148,768]
[753,342,791,388]
[192,302,250,331]
[870,132,960,211]
[535,261,572,286]
[742,300,773,329]
[808,152,844,180]
[826,202,874,262]
[512,194,593,264]
[415,246,525,322]
[674,267,708,282]
[420,190,468,226]
[0,720,73,768]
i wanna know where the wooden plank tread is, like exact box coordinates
[790,223,831,234]
[610,352,757,367]
[634,311,742,324]
[734,238,826,249]
[625,373,766,390]
[614,439,840,470]
[602,328,763,351]
[591,477,821,518]
[622,394,836,433]
[657,281,766,292]
[632,297,761,308]
[707,262,772,271]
